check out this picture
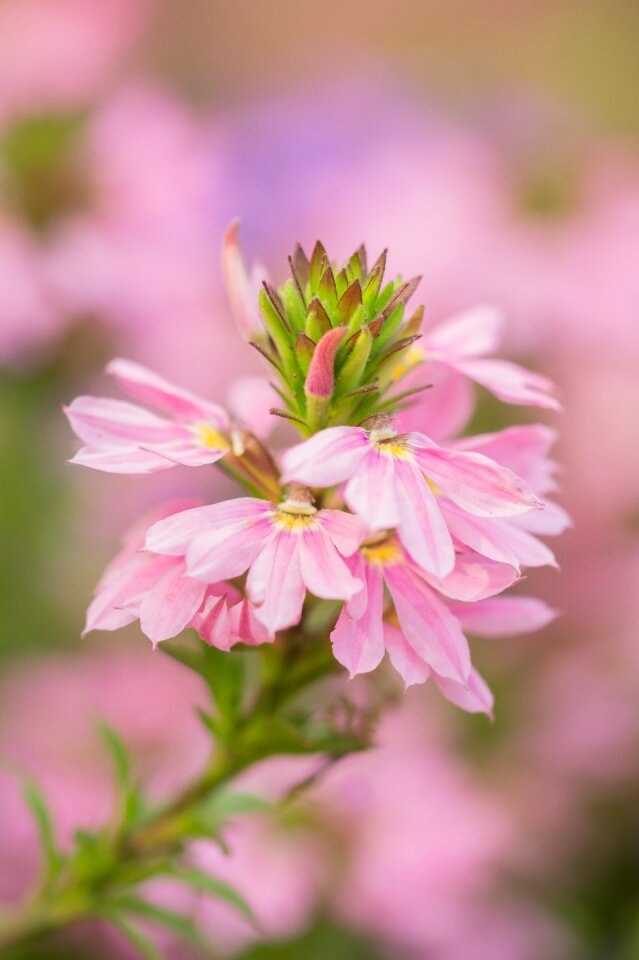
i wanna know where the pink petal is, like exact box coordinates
[454,357,560,410]
[317,509,368,557]
[440,501,521,569]
[229,599,272,646]
[330,563,385,677]
[384,562,470,683]
[299,527,363,602]
[187,515,275,582]
[425,306,504,358]
[65,396,182,445]
[452,425,558,492]
[383,623,430,687]
[70,445,179,474]
[222,220,264,340]
[449,596,558,637]
[411,437,540,517]
[227,376,279,439]
[247,530,306,633]
[434,668,494,717]
[394,363,475,442]
[139,562,207,647]
[107,358,228,425]
[146,499,271,555]
[420,551,518,601]
[514,499,571,536]
[191,594,232,650]
[282,426,369,486]
[344,447,401,531]
[393,457,455,578]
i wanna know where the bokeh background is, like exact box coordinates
[1,1,639,957]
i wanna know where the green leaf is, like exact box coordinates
[203,790,272,818]
[97,720,131,787]
[105,913,166,960]
[107,895,203,943]
[22,778,62,878]
[163,639,245,726]
[166,865,256,923]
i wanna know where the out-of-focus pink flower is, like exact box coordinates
[283,420,540,579]
[146,490,367,635]
[222,220,268,342]
[0,217,59,363]
[320,696,574,959]
[0,0,152,124]
[65,358,231,473]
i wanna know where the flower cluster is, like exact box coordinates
[66,228,566,716]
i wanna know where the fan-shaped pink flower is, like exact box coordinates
[85,502,269,649]
[65,358,231,473]
[442,425,570,572]
[282,421,540,580]
[329,537,523,713]
[145,492,367,635]
[414,305,560,410]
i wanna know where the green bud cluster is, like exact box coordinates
[254,241,426,434]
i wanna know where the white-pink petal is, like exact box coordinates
[138,562,207,647]
[393,456,455,578]
[425,305,504,358]
[330,563,385,677]
[344,447,401,531]
[454,357,560,410]
[146,499,271,555]
[412,439,540,517]
[316,509,368,557]
[282,426,369,486]
[106,358,228,425]
[383,623,430,687]
[187,516,275,582]
[449,596,557,637]
[248,530,306,633]
[299,527,363,602]
[384,563,470,683]
[434,668,494,718]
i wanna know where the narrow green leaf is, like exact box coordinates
[108,895,203,943]
[106,913,166,960]
[169,866,256,922]
[22,778,62,876]
[97,720,131,788]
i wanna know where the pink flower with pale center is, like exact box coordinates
[331,535,553,714]
[85,502,269,649]
[145,491,367,635]
[282,420,541,580]
[65,357,231,473]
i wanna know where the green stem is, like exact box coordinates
[0,635,340,956]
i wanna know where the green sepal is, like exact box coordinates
[333,280,362,328]
[317,265,338,314]
[335,326,373,397]
[305,298,331,341]
[294,332,315,374]
[282,278,306,332]
[369,303,405,359]
[258,287,299,386]
[308,241,328,294]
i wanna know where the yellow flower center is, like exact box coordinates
[361,538,402,566]
[192,422,230,452]
[390,344,424,381]
[273,510,318,532]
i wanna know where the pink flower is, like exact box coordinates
[416,305,560,410]
[221,220,268,341]
[65,358,231,473]
[85,502,269,649]
[442,425,570,572]
[145,488,367,635]
[282,419,540,580]
[331,535,531,713]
